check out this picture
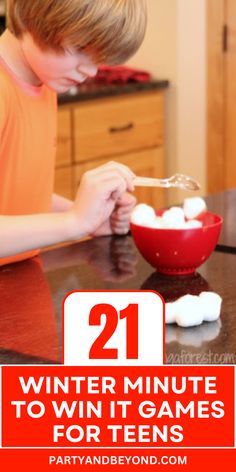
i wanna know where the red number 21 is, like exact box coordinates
[89,303,138,359]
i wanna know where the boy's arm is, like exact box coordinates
[0,212,80,258]
[51,193,73,212]
[0,162,135,258]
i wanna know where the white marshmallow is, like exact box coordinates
[199,291,222,321]
[185,219,203,229]
[131,201,206,230]
[130,204,156,226]
[149,216,168,229]
[164,291,222,328]
[168,206,185,219]
[165,302,176,324]
[183,197,207,219]
[174,295,204,327]
[162,207,185,228]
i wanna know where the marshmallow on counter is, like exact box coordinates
[174,295,204,327]
[164,291,222,328]
[183,197,207,219]
[165,302,176,324]
[199,291,222,321]
[130,203,156,226]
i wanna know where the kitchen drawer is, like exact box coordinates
[73,147,166,208]
[54,167,73,199]
[73,91,164,162]
[56,107,72,167]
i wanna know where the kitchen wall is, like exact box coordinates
[127,0,207,204]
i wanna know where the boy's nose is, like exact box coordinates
[77,63,98,78]
[90,65,98,78]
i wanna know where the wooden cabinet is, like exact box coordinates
[73,92,164,161]
[54,167,73,200]
[207,0,236,192]
[54,89,166,207]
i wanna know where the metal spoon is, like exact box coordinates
[133,173,200,191]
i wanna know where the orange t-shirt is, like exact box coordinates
[0,56,57,266]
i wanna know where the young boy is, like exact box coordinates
[0,0,147,266]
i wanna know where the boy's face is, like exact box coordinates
[21,34,98,93]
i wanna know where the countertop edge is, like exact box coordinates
[58,80,169,105]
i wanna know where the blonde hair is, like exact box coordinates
[8,0,147,64]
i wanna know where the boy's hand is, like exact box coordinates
[92,192,136,236]
[67,162,135,239]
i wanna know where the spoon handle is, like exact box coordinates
[133,176,171,188]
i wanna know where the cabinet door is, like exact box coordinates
[74,148,166,208]
[56,107,72,167]
[225,0,236,188]
[73,92,164,162]
[207,0,236,191]
[54,167,73,199]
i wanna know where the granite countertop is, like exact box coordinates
[0,187,235,365]
[58,79,169,105]
[0,233,236,365]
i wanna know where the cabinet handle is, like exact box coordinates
[109,122,134,133]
